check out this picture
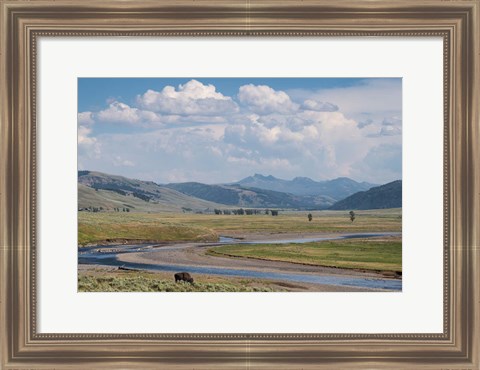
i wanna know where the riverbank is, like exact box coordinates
[79,231,402,292]
[114,234,401,275]
[208,235,401,275]
[78,265,385,292]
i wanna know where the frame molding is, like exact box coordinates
[1,0,478,368]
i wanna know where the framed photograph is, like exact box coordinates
[77,76,403,294]
[1,0,478,368]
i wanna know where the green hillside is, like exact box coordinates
[78,172,228,213]
[329,180,402,210]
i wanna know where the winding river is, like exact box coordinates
[78,232,402,291]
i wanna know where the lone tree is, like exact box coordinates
[308,213,313,222]
[349,210,356,223]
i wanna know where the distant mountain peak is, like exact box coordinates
[292,176,316,183]
[234,173,378,199]
[252,173,276,180]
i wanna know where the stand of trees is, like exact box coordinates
[213,208,279,216]
[78,206,104,213]
[78,206,130,212]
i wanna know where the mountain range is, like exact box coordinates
[78,171,401,211]
[234,173,377,199]
[164,182,334,209]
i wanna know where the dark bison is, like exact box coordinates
[174,272,194,284]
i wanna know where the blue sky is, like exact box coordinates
[78,78,376,112]
[78,78,402,184]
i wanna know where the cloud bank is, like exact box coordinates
[78,78,402,184]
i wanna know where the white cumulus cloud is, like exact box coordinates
[379,125,402,136]
[301,99,338,112]
[382,116,402,126]
[136,79,238,116]
[238,84,299,114]
[96,101,161,124]
[78,111,94,125]
[78,125,101,158]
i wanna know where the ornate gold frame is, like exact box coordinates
[1,0,479,368]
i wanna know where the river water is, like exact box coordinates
[78,233,402,291]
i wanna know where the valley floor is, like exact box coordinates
[79,234,401,292]
[78,209,402,292]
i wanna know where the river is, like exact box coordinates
[78,232,402,291]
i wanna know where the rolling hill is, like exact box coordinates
[164,182,335,209]
[329,180,402,210]
[78,171,336,211]
[78,171,229,212]
[235,173,376,199]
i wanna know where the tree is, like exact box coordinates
[271,210,279,216]
[308,213,313,222]
[349,210,356,222]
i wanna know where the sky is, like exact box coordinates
[78,78,402,184]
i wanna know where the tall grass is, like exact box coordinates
[78,212,218,245]
[78,274,280,292]
[208,237,402,272]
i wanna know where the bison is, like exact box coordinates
[174,272,194,284]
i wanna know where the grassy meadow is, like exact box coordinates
[78,212,218,245]
[78,270,284,292]
[78,208,402,246]
[208,236,402,273]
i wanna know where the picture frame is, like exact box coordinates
[1,0,478,368]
